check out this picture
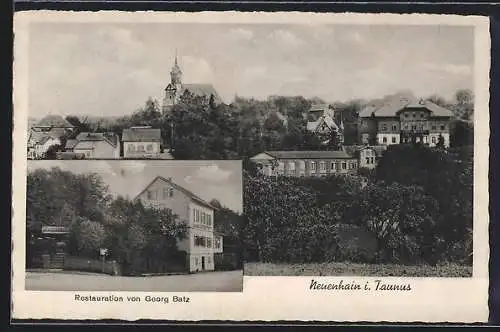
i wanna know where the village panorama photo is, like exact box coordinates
[25,21,475,278]
[25,160,244,292]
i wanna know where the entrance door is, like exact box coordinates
[201,256,205,270]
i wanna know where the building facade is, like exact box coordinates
[65,132,120,159]
[135,176,223,273]
[122,126,162,159]
[306,104,344,144]
[250,150,359,177]
[27,115,76,159]
[358,95,453,148]
[162,55,223,111]
[343,145,387,170]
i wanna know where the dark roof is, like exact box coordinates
[76,132,119,147]
[181,84,223,104]
[359,93,453,118]
[261,150,356,160]
[122,127,161,142]
[134,176,218,211]
[28,128,67,146]
[35,115,75,128]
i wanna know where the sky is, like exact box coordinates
[28,22,474,119]
[27,160,243,213]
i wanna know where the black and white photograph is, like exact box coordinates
[25,160,244,292]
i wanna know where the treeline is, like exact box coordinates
[65,89,474,160]
[243,144,473,266]
[26,167,188,274]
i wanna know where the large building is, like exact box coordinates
[27,114,76,159]
[134,176,223,273]
[162,55,223,111]
[358,94,454,147]
[250,150,359,177]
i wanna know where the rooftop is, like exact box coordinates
[75,132,119,147]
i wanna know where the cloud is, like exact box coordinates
[226,28,254,41]
[241,65,268,81]
[195,164,232,183]
[423,62,472,76]
[184,175,193,183]
[267,29,303,48]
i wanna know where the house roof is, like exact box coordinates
[134,176,218,211]
[343,145,387,157]
[28,128,66,147]
[359,93,453,118]
[307,115,340,132]
[34,115,75,128]
[76,132,119,147]
[259,150,356,160]
[122,127,162,142]
[180,84,223,104]
[308,104,335,118]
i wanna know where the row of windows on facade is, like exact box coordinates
[127,144,155,152]
[193,235,222,248]
[147,188,174,200]
[277,160,357,173]
[192,209,213,227]
[381,123,447,131]
[381,135,442,144]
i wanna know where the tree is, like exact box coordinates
[74,218,106,257]
[327,128,342,150]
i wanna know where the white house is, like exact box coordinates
[65,132,120,159]
[122,126,162,159]
[134,176,223,273]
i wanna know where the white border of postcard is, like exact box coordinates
[12,11,490,322]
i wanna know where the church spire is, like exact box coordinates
[170,49,182,86]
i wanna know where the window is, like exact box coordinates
[365,157,370,164]
[138,145,145,152]
[207,238,212,248]
[412,112,416,118]
[432,126,437,130]
[331,162,336,170]
[420,113,424,118]
[392,136,396,143]
[163,188,171,199]
[194,235,204,246]
[342,162,347,170]
[208,215,212,226]
[404,113,409,118]
[419,124,424,130]
[146,144,153,152]
[371,157,375,164]
[412,125,417,130]
[128,144,135,152]
[310,162,316,171]
[278,162,285,170]
[169,188,174,197]
[431,137,436,144]
[392,124,397,131]
[214,237,222,249]
[382,124,387,131]
[404,124,409,130]
[208,256,212,264]
[382,137,387,143]
[320,162,326,172]
[441,125,445,130]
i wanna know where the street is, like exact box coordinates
[25,270,243,292]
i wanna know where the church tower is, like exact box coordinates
[163,51,183,111]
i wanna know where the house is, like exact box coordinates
[162,54,223,110]
[27,114,76,159]
[122,126,162,159]
[65,132,120,159]
[306,104,344,144]
[134,176,223,273]
[250,150,359,177]
[343,145,387,169]
[358,93,454,147]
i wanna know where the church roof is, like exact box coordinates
[181,84,223,104]
[122,127,162,142]
[34,115,75,128]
